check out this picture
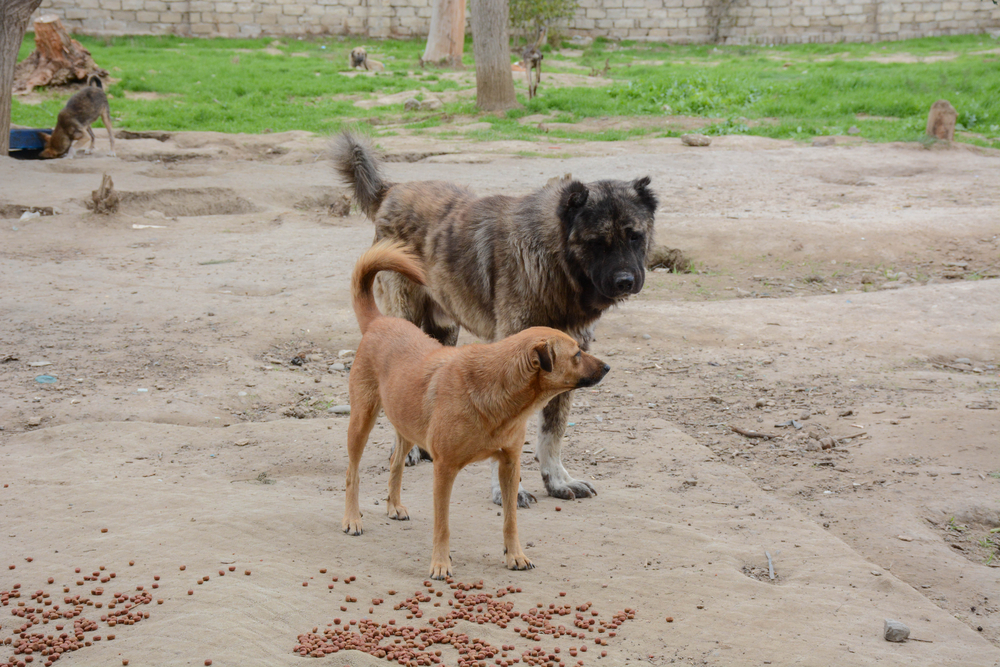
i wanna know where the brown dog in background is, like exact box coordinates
[342,241,610,579]
[40,75,115,159]
[349,46,385,72]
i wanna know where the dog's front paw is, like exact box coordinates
[429,561,452,580]
[404,445,422,466]
[107,151,117,158]
[505,552,534,571]
[543,474,597,501]
[342,515,364,536]
[491,485,537,508]
[386,502,409,521]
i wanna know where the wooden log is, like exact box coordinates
[13,15,106,94]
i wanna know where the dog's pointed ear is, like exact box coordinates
[39,131,51,144]
[632,176,658,214]
[533,339,553,373]
[557,180,589,225]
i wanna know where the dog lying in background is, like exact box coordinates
[342,241,610,579]
[40,75,115,159]
[349,46,385,72]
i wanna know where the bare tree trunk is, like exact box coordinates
[1,0,43,155]
[422,0,466,67]
[470,0,517,112]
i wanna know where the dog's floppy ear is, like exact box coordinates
[533,339,554,373]
[632,176,658,214]
[557,180,589,224]
[39,131,51,145]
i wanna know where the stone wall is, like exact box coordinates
[32,0,1000,43]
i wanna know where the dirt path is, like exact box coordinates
[1,132,998,666]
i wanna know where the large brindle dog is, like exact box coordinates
[333,132,658,507]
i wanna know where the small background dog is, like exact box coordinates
[333,132,657,508]
[349,47,385,72]
[343,241,609,579]
[39,75,115,159]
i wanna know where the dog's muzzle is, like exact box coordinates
[577,363,611,388]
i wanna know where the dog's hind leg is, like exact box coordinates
[100,107,116,157]
[537,391,596,500]
[497,448,533,571]
[430,462,460,580]
[386,432,411,521]
[342,388,380,536]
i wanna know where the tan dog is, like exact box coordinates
[349,46,385,72]
[343,241,610,579]
[40,75,115,159]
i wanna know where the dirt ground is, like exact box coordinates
[1,128,998,667]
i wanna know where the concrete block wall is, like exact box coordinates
[32,0,1000,43]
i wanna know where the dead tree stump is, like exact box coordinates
[13,15,106,94]
[88,173,120,214]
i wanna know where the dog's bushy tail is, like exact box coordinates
[351,241,425,334]
[87,75,103,89]
[332,132,389,220]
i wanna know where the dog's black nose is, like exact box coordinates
[613,271,635,293]
[601,363,610,375]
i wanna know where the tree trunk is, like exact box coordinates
[1,0,43,155]
[14,15,105,94]
[470,0,517,112]
[422,0,466,68]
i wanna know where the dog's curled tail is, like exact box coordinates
[351,241,425,334]
[332,131,389,220]
[87,74,103,89]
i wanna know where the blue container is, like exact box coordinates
[8,128,51,159]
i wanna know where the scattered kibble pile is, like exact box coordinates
[1,571,154,667]
[2,559,234,667]
[293,578,635,666]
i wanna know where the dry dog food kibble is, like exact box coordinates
[291,581,634,666]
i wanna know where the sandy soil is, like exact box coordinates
[1,129,998,667]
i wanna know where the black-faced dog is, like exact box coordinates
[333,132,657,507]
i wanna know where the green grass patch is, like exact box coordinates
[11,32,1000,147]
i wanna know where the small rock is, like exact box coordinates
[28,361,52,367]
[847,126,861,135]
[403,98,420,112]
[144,210,167,220]
[682,478,697,487]
[420,98,443,111]
[681,134,711,147]
[883,618,910,642]
[329,363,346,372]
[569,35,594,47]
[804,440,822,452]
[328,405,351,415]
[811,136,836,147]
[26,416,42,427]
[819,437,836,450]
[953,357,972,365]
[234,439,250,447]
[641,334,651,340]
[338,350,356,359]
[755,398,767,408]
[897,535,913,542]
[926,99,957,141]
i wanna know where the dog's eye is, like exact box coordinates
[575,351,582,359]
[628,231,644,243]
